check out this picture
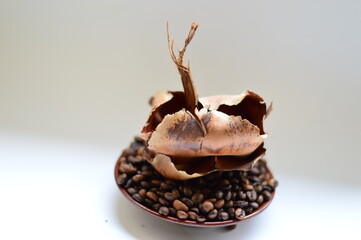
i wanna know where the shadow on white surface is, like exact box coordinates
[114,193,269,240]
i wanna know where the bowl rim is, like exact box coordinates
[114,157,275,227]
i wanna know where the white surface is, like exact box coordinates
[1,0,361,239]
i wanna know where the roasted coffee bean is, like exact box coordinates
[262,185,273,192]
[140,181,151,189]
[156,190,165,198]
[158,206,169,216]
[234,200,248,208]
[146,191,158,202]
[220,179,230,186]
[119,163,137,174]
[250,202,259,209]
[160,183,173,191]
[225,191,232,201]
[243,184,254,191]
[132,174,145,182]
[183,187,192,197]
[173,199,189,212]
[201,201,214,213]
[188,211,197,220]
[207,209,218,220]
[181,197,194,208]
[144,198,153,207]
[138,189,146,198]
[228,208,235,218]
[190,207,199,214]
[224,200,234,208]
[152,203,161,211]
[128,155,144,164]
[207,198,217,204]
[231,192,237,200]
[214,199,225,209]
[191,192,204,205]
[247,190,258,201]
[134,136,144,143]
[122,147,135,157]
[257,195,264,205]
[127,188,137,195]
[168,207,176,216]
[117,174,127,186]
[218,211,229,221]
[177,210,188,220]
[249,176,261,183]
[254,183,263,192]
[132,193,144,203]
[197,215,206,222]
[249,167,260,176]
[235,208,246,220]
[164,192,177,202]
[159,198,170,206]
[150,179,161,186]
[142,171,153,177]
[245,206,253,214]
[238,190,247,200]
[215,190,223,199]
[262,190,271,200]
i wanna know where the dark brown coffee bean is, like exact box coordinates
[134,136,144,143]
[215,190,223,199]
[197,215,206,222]
[140,181,151,189]
[188,211,197,220]
[158,206,169,216]
[257,195,264,205]
[132,193,144,203]
[132,174,145,182]
[238,191,246,200]
[225,200,234,208]
[160,183,172,191]
[122,147,135,157]
[119,163,137,174]
[235,208,245,220]
[117,174,127,186]
[234,200,248,208]
[144,199,153,207]
[243,184,254,191]
[191,192,204,205]
[172,189,181,198]
[177,210,188,220]
[225,191,232,201]
[250,202,259,209]
[146,191,158,202]
[207,209,218,220]
[228,208,235,218]
[150,179,161,186]
[190,207,199,214]
[231,192,237,200]
[254,183,263,192]
[201,200,214,213]
[181,197,194,208]
[214,199,225,209]
[156,190,165,198]
[127,188,137,195]
[249,167,260,176]
[152,203,161,211]
[249,176,261,183]
[173,199,189,212]
[164,192,177,202]
[262,190,271,200]
[247,190,257,201]
[218,211,229,220]
[142,171,153,177]
[262,186,273,192]
[183,187,192,197]
[220,179,230,186]
[207,198,217,204]
[159,198,170,206]
[128,155,144,164]
[168,207,176,216]
[138,189,146,198]
[245,206,253,214]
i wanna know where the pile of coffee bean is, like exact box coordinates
[116,137,278,222]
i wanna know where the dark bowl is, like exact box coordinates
[114,157,275,228]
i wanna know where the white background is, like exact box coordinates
[1,1,361,239]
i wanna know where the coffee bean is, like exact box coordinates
[201,201,214,213]
[215,190,224,200]
[235,208,245,220]
[207,209,218,220]
[188,211,197,220]
[238,191,246,200]
[138,189,146,198]
[140,181,151,189]
[159,198,170,206]
[177,210,188,220]
[234,200,248,208]
[225,201,234,208]
[191,192,204,205]
[160,183,173,191]
[150,179,161,186]
[249,176,261,183]
[164,192,177,202]
[181,197,194,208]
[168,207,176,216]
[262,190,271,201]
[144,199,153,207]
[127,188,137,195]
[243,184,254,191]
[245,206,253,214]
[152,203,161,211]
[172,189,181,198]
[132,193,144,203]
[128,155,144,164]
[250,202,259,209]
[228,208,235,218]
[142,171,153,177]
[197,215,206,222]
[146,191,158,202]
[158,206,169,216]
[257,195,264,205]
[183,187,192,197]
[207,198,217,204]
[249,167,260,176]
[218,211,229,220]
[190,207,199,214]
[214,199,225,209]
[117,174,127,186]
[156,190,165,198]
[122,147,136,157]
[247,190,257,201]
[132,174,145,182]
[262,186,273,192]
[220,179,230,186]
[225,191,232,201]
[173,199,189,212]
[254,183,263,192]
[119,163,137,174]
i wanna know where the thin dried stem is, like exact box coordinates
[167,22,207,135]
